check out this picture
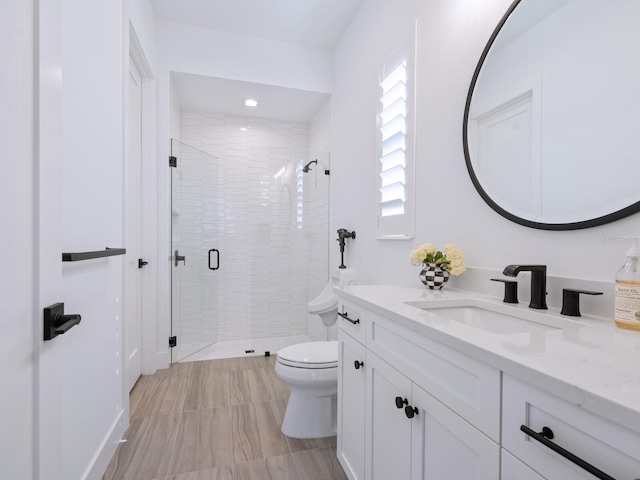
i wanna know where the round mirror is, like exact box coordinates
[463,0,640,230]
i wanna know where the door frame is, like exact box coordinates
[125,23,157,379]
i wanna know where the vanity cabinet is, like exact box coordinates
[337,300,500,480]
[336,287,640,480]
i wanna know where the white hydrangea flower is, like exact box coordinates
[410,243,437,265]
[444,243,466,276]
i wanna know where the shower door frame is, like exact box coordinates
[170,139,221,363]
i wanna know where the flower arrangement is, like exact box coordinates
[410,243,466,276]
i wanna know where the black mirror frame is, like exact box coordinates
[462,0,640,230]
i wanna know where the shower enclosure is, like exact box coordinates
[170,137,330,363]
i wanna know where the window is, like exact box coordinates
[377,29,416,239]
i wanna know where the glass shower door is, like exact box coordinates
[171,139,220,362]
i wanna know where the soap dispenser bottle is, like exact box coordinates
[615,237,640,330]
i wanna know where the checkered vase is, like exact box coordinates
[419,263,450,290]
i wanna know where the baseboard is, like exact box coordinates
[157,349,170,369]
[83,408,127,480]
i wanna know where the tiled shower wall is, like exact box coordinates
[176,106,330,346]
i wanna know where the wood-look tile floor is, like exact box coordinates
[103,355,347,480]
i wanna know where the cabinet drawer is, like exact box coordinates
[337,298,366,344]
[503,374,640,479]
[367,311,501,441]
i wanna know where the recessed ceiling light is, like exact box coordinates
[244,98,258,107]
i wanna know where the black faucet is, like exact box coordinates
[502,265,548,310]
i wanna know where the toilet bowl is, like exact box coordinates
[275,268,355,439]
[276,341,338,438]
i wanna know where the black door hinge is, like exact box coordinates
[169,156,177,168]
[138,259,148,269]
[169,336,177,348]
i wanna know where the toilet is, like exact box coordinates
[275,268,355,439]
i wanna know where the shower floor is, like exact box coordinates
[179,334,312,362]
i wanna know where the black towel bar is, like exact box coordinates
[62,247,126,262]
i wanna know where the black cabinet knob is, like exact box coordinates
[354,360,364,370]
[405,405,419,418]
[395,396,408,409]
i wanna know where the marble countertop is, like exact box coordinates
[335,284,640,434]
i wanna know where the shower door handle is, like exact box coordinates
[208,249,219,270]
[174,250,186,267]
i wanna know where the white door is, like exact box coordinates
[36,1,126,479]
[125,58,143,391]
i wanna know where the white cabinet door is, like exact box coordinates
[338,330,367,480]
[365,351,412,480]
[410,383,500,480]
[501,450,544,480]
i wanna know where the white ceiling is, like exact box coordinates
[153,0,361,123]
[150,0,364,51]
[171,73,331,123]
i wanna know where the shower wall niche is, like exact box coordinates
[171,107,330,361]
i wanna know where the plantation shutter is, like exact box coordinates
[377,29,415,239]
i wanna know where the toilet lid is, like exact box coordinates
[277,341,338,368]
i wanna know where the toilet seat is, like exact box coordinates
[277,341,338,369]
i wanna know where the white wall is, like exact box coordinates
[128,0,157,69]
[156,21,334,367]
[332,0,640,300]
[0,3,34,478]
[158,20,332,94]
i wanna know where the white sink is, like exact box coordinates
[405,298,585,334]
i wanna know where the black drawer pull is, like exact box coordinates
[520,425,616,480]
[354,360,364,370]
[338,311,360,325]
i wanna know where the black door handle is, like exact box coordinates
[44,303,82,341]
[174,250,185,267]
[208,249,219,270]
[138,258,148,269]
[354,360,363,370]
